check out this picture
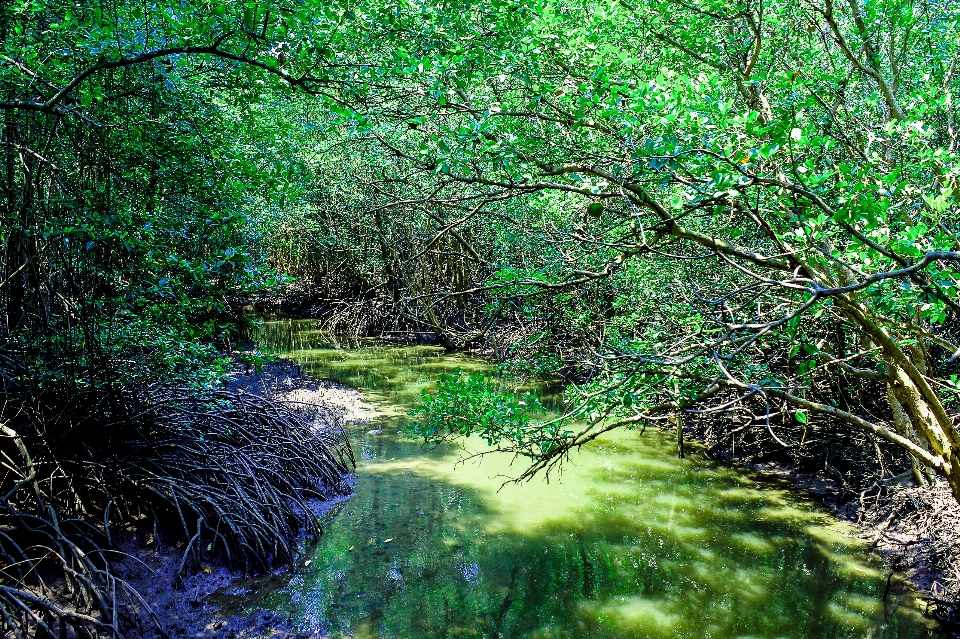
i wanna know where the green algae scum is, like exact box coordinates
[230,320,943,639]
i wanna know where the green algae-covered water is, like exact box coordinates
[238,319,942,639]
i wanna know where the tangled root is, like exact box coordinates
[0,385,354,638]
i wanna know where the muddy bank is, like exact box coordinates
[119,357,377,638]
[118,495,356,639]
[718,452,960,634]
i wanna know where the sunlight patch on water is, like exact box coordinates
[730,531,778,554]
[582,596,680,637]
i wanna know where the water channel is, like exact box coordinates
[229,319,943,639]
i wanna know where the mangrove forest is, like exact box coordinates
[1,0,959,636]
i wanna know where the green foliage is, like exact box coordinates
[237,350,278,374]
[410,371,552,454]
[0,0,321,390]
[497,350,563,380]
[5,0,960,492]
[284,0,960,488]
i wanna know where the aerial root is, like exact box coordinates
[0,385,354,638]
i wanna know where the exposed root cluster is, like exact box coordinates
[857,479,960,629]
[0,383,354,638]
[251,291,407,338]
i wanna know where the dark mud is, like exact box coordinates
[118,491,356,639]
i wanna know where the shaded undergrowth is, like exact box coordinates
[0,382,354,638]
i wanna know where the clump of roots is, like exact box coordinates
[0,384,354,638]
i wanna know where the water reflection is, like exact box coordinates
[229,319,941,639]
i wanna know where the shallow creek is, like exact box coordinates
[225,319,943,639]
